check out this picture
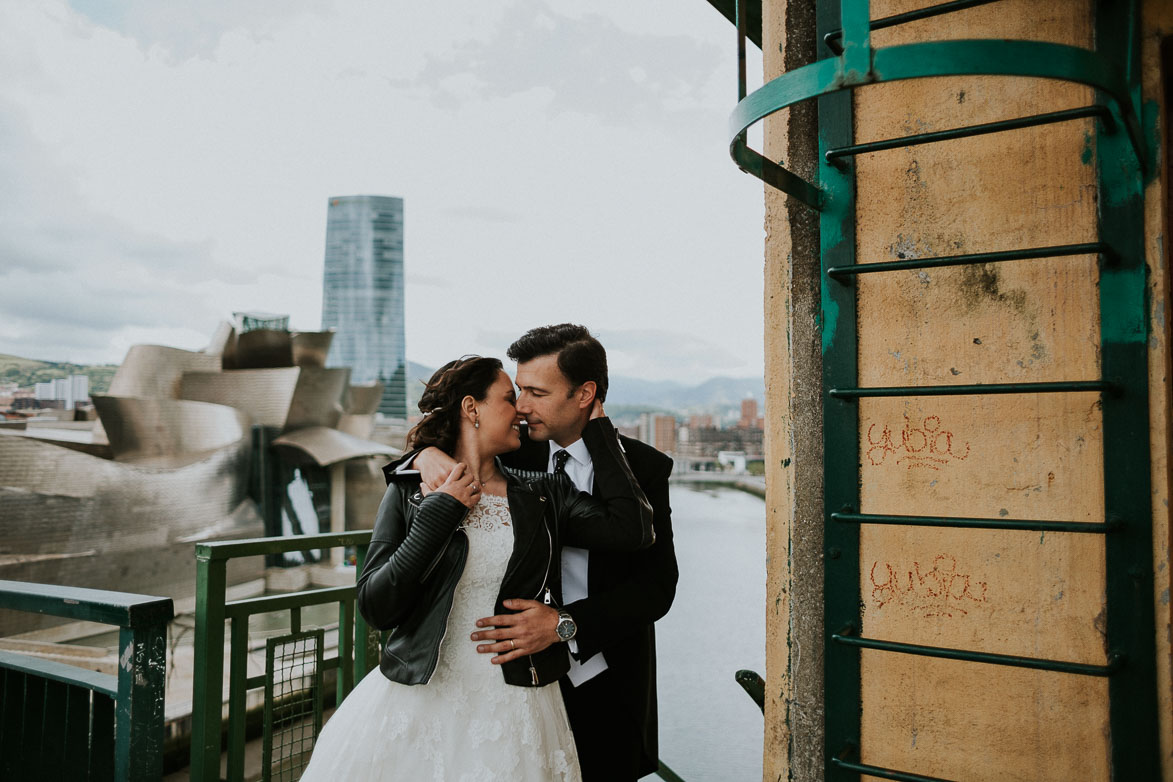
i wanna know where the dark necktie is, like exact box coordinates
[552,449,570,476]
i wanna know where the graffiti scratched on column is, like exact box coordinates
[869,554,990,618]
[865,415,971,471]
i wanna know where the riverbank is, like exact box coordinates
[670,470,766,499]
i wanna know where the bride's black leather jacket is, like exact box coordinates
[357,417,653,687]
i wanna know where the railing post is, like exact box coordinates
[116,621,168,782]
[226,617,250,782]
[191,550,227,781]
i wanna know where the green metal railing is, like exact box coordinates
[728,0,1150,209]
[722,0,1159,779]
[0,580,173,781]
[189,531,376,782]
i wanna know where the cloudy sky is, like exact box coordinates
[0,1,765,383]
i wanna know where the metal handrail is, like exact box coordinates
[190,531,374,782]
[0,580,173,781]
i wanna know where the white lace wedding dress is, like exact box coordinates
[300,494,582,781]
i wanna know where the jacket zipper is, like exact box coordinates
[533,514,553,602]
[528,504,555,686]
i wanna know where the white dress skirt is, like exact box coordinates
[300,494,582,782]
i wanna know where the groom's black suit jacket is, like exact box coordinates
[502,427,677,779]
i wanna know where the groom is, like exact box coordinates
[400,324,678,781]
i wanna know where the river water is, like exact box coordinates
[642,484,767,782]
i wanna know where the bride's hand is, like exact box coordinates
[589,399,605,420]
[434,463,481,508]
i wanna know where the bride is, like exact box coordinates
[300,355,652,781]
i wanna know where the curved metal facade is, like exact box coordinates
[1,316,400,636]
[0,432,262,636]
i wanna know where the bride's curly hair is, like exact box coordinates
[406,356,503,453]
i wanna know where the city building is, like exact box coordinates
[688,413,713,429]
[32,374,89,410]
[737,395,764,429]
[637,412,677,454]
[321,195,407,419]
[674,422,763,472]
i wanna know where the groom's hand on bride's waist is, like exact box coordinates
[470,599,561,664]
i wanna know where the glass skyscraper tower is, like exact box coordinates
[321,195,407,418]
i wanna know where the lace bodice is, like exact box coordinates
[437,493,515,684]
[299,492,579,781]
[461,492,512,532]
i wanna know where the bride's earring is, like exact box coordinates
[474,419,479,429]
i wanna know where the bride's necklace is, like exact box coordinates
[472,469,505,494]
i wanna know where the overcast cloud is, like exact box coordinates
[0,0,765,382]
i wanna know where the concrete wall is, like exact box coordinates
[763,1,821,779]
[761,1,1173,779]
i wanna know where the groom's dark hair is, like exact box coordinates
[507,324,608,403]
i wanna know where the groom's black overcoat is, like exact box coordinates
[502,427,677,781]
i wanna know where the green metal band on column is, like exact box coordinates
[1095,1,1159,777]
[729,38,1149,212]
[831,632,1122,676]
[816,2,860,778]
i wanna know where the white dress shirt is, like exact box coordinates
[549,438,609,686]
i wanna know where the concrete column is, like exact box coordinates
[762,2,823,780]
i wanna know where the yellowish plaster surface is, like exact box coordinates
[761,0,1173,779]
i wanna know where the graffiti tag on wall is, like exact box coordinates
[866,415,971,470]
[869,554,989,618]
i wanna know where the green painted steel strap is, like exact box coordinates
[831,633,1122,676]
[832,511,1116,534]
[828,380,1110,398]
[817,2,859,778]
[1095,0,1160,776]
[731,139,824,209]
[731,40,1133,137]
[735,669,766,712]
[822,0,1000,55]
[824,105,1114,162]
[657,760,688,782]
[728,39,1148,209]
[827,241,1111,277]
[830,758,957,782]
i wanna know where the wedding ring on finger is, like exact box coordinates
[509,639,516,650]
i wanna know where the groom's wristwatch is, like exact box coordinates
[555,610,577,642]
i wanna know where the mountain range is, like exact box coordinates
[1,353,762,417]
[406,361,763,415]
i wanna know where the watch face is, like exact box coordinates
[557,616,576,641]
